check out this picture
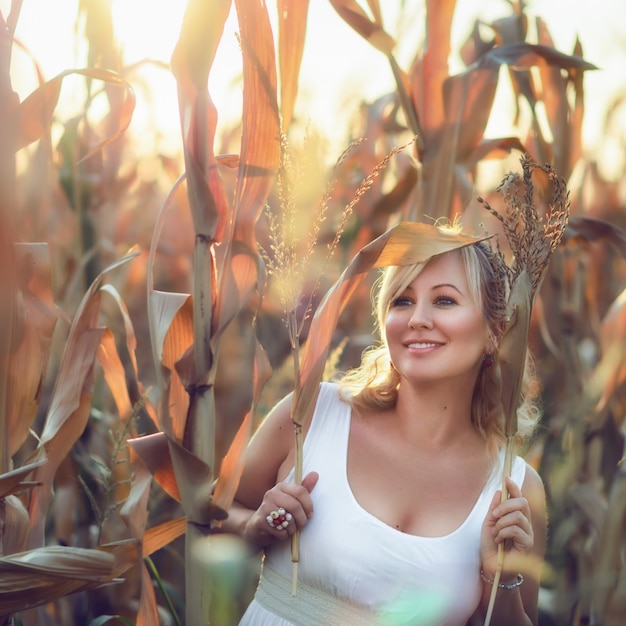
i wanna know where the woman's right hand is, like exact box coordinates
[244,471,319,547]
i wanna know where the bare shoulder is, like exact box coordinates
[522,462,547,510]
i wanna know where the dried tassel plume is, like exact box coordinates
[477,154,569,626]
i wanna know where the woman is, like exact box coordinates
[223,231,547,625]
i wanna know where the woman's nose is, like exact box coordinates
[408,303,433,329]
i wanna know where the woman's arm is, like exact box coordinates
[214,393,318,552]
[475,464,548,626]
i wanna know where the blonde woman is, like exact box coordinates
[223,234,547,625]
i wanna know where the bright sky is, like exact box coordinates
[5,0,626,173]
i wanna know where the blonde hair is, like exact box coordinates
[338,239,541,454]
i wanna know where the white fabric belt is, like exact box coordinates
[255,565,378,625]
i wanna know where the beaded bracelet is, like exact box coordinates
[480,570,525,589]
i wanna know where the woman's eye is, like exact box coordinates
[434,296,456,306]
[391,296,413,307]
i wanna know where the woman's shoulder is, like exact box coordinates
[521,462,546,506]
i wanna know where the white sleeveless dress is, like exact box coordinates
[239,382,527,626]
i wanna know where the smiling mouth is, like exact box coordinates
[407,342,439,349]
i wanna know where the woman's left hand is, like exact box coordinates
[480,476,534,579]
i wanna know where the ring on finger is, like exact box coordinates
[266,507,293,530]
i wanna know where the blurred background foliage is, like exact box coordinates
[1,0,626,624]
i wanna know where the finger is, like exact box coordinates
[493,514,534,550]
[493,523,533,549]
[493,509,532,536]
[505,476,523,498]
[302,471,319,494]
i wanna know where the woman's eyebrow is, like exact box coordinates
[432,282,462,294]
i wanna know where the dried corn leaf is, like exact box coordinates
[487,42,597,73]
[26,249,139,548]
[498,270,532,438]
[17,68,135,158]
[0,495,30,556]
[415,0,457,136]
[591,471,626,622]
[0,452,46,499]
[149,291,193,440]
[118,454,159,626]
[586,289,626,418]
[146,177,194,438]
[277,0,310,132]
[232,0,281,246]
[128,434,181,504]
[329,0,395,54]
[427,61,500,216]
[7,244,58,457]
[140,517,186,558]
[563,216,626,256]
[534,18,573,178]
[167,435,227,525]
[0,546,118,616]
[213,339,273,513]
[170,0,230,241]
[97,328,133,421]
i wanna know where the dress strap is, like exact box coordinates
[255,565,377,626]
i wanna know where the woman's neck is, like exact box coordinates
[392,378,478,448]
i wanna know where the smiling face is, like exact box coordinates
[383,250,491,389]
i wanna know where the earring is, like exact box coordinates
[482,353,494,368]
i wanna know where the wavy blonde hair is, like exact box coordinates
[338,237,541,454]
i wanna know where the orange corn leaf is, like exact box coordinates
[170,0,231,241]
[97,284,158,427]
[534,18,573,178]
[140,517,186,558]
[232,0,281,246]
[7,243,59,457]
[427,61,501,217]
[213,243,261,343]
[293,222,487,427]
[128,434,181,504]
[119,454,159,626]
[213,338,273,512]
[442,62,500,161]
[148,291,193,440]
[329,0,395,54]
[119,449,152,545]
[167,435,227,525]
[587,289,626,418]
[146,176,193,438]
[411,0,457,139]
[17,68,135,157]
[277,0,310,132]
[97,328,133,421]
[97,518,187,579]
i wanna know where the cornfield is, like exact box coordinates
[1,1,625,625]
